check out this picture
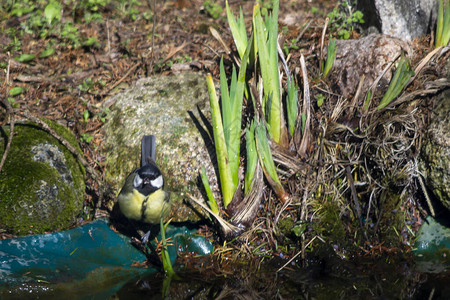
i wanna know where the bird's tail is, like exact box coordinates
[141,135,156,167]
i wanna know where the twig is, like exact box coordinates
[407,46,443,86]
[0,100,14,173]
[319,17,329,73]
[383,89,439,110]
[187,194,242,238]
[297,54,311,157]
[102,61,141,97]
[276,235,324,272]
[0,56,14,173]
[209,27,231,55]
[106,19,111,59]
[6,52,11,85]
[296,19,312,42]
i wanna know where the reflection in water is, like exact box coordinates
[115,257,449,300]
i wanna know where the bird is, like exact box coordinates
[117,135,171,225]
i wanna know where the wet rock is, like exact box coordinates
[357,0,438,41]
[0,120,86,235]
[419,89,450,211]
[330,34,411,98]
[102,72,216,222]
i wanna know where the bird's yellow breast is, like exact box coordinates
[118,189,170,224]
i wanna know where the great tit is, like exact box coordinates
[117,135,170,224]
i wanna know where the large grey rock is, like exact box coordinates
[102,72,216,222]
[419,89,450,211]
[0,120,86,235]
[330,34,411,98]
[357,0,438,41]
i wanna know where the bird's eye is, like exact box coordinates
[151,175,163,189]
[133,174,143,188]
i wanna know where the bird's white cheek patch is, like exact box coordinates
[133,174,143,188]
[151,175,163,189]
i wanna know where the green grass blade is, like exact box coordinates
[200,166,219,214]
[227,33,252,189]
[226,0,248,58]
[253,4,270,94]
[442,0,450,46]
[362,89,372,112]
[220,58,232,147]
[254,121,280,185]
[229,66,237,107]
[253,1,281,143]
[323,38,336,79]
[239,8,247,45]
[160,217,176,277]
[254,119,288,202]
[436,0,444,47]
[286,76,298,136]
[245,122,258,195]
[268,0,281,143]
[377,56,414,110]
[206,75,234,208]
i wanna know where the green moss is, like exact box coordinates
[278,217,294,236]
[312,200,349,247]
[0,121,85,235]
[377,190,404,246]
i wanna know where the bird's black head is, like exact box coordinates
[133,163,163,196]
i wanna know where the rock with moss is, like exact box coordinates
[0,120,86,236]
[419,89,450,211]
[102,72,216,222]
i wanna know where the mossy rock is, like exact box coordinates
[102,73,216,222]
[419,89,450,211]
[0,120,85,235]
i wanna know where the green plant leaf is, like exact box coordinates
[206,75,234,208]
[227,33,252,188]
[293,223,306,237]
[286,76,298,136]
[40,48,55,58]
[15,54,35,63]
[316,93,325,107]
[83,36,100,47]
[160,218,178,278]
[9,86,23,96]
[244,121,258,195]
[377,56,414,110]
[443,0,450,46]
[44,1,61,25]
[200,166,219,214]
[436,0,450,47]
[253,1,281,143]
[226,0,248,59]
[254,119,287,202]
[254,121,280,186]
[362,89,372,112]
[323,38,336,78]
[81,133,93,143]
[83,110,90,123]
[220,57,232,148]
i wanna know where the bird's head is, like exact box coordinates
[133,163,163,196]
